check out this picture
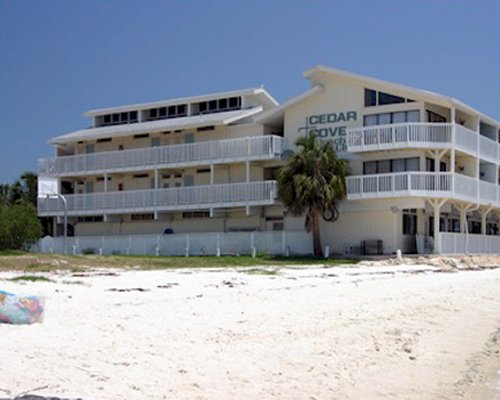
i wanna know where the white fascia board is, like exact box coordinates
[84,88,274,117]
[305,65,500,126]
[50,107,263,145]
[255,85,324,125]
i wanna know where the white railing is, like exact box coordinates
[35,231,313,256]
[441,232,500,255]
[455,124,478,155]
[347,123,452,151]
[38,181,277,216]
[39,135,285,177]
[479,135,498,162]
[348,123,500,162]
[346,172,500,207]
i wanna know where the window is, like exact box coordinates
[427,110,446,123]
[194,97,241,115]
[77,216,103,223]
[197,168,211,173]
[96,137,112,143]
[133,174,149,179]
[402,209,417,235]
[103,115,111,124]
[364,88,414,107]
[159,107,167,117]
[364,89,377,107]
[363,110,420,126]
[197,125,215,132]
[379,92,405,105]
[182,211,210,219]
[131,213,154,221]
[363,157,420,174]
[133,133,150,139]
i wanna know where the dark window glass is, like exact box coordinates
[167,106,176,116]
[177,104,186,115]
[426,158,435,172]
[364,89,377,107]
[427,110,446,123]
[103,115,111,124]
[363,161,377,175]
[378,91,405,105]
[219,98,228,109]
[208,100,217,110]
[228,97,240,109]
[378,160,391,173]
[403,212,417,235]
[129,111,138,121]
[199,102,207,113]
[120,112,128,121]
[159,107,167,117]
[150,109,157,118]
[406,157,420,171]
[112,114,119,122]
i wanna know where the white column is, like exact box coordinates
[210,164,214,185]
[246,161,250,183]
[154,169,159,220]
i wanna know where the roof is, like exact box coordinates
[51,107,263,145]
[304,65,500,127]
[84,87,278,117]
[255,85,324,125]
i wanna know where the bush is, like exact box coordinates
[0,202,43,250]
[82,247,96,255]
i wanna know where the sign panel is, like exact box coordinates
[38,177,59,197]
[298,111,357,151]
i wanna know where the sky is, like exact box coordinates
[1,0,499,184]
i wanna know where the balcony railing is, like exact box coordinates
[38,180,277,216]
[39,135,285,177]
[346,172,500,207]
[347,123,500,161]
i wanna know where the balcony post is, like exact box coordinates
[210,164,215,185]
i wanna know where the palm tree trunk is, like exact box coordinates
[311,210,323,257]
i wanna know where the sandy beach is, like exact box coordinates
[1,261,500,400]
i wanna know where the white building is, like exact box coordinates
[38,66,500,256]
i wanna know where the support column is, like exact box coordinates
[480,207,493,235]
[456,204,472,234]
[246,161,250,183]
[104,174,108,222]
[427,199,447,254]
[210,164,214,217]
[154,169,159,220]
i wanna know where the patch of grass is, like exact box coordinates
[0,252,360,272]
[0,249,27,256]
[10,275,52,282]
[243,268,279,276]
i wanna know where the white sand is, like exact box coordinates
[1,264,500,400]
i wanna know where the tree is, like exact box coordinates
[0,202,43,250]
[277,133,348,257]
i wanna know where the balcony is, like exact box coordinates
[38,181,277,217]
[346,172,500,207]
[39,135,285,177]
[347,123,500,162]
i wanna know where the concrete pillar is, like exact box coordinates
[210,164,214,185]
[246,161,250,183]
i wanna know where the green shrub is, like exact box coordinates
[0,202,43,251]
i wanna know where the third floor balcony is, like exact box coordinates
[347,123,500,163]
[39,135,286,177]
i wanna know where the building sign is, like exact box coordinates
[298,111,357,151]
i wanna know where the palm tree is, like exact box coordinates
[277,133,347,257]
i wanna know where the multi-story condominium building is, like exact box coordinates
[38,66,500,256]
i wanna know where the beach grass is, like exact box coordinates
[0,251,358,272]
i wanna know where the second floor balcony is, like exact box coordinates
[39,135,286,177]
[346,172,500,208]
[38,180,277,217]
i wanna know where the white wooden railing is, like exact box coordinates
[441,232,500,255]
[346,172,500,207]
[347,123,500,161]
[35,231,313,256]
[38,181,277,216]
[39,135,285,177]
